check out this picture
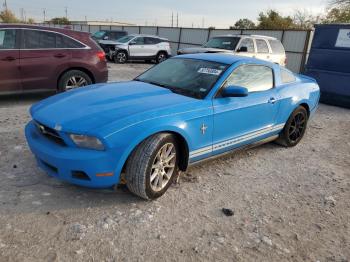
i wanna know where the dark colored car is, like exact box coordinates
[0,24,108,94]
[91,30,127,54]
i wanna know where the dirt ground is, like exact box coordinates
[0,62,349,262]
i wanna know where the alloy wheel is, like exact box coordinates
[288,112,306,142]
[116,52,127,63]
[150,143,176,192]
[65,76,88,90]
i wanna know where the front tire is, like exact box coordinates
[276,106,308,147]
[125,133,179,200]
[58,70,92,92]
[114,51,128,64]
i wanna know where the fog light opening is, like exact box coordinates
[72,171,91,181]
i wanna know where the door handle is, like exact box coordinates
[1,56,16,61]
[54,54,66,58]
[268,97,277,104]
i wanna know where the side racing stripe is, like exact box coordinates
[189,123,285,158]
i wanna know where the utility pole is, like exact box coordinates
[202,17,205,28]
[64,6,68,19]
[43,8,46,23]
[171,12,173,27]
[3,0,8,11]
[176,13,179,27]
[20,8,24,21]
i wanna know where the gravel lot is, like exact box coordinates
[0,62,349,262]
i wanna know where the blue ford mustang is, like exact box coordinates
[25,54,320,199]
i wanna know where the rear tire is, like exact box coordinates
[114,51,128,64]
[125,133,179,200]
[276,106,308,147]
[58,70,92,92]
[156,52,167,64]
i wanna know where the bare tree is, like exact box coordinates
[329,0,350,7]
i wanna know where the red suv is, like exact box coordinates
[0,25,108,94]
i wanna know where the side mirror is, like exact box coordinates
[129,41,137,45]
[238,46,248,52]
[103,36,109,40]
[222,85,248,97]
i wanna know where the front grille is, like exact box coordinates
[35,121,66,146]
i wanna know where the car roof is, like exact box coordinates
[176,53,275,66]
[129,34,168,40]
[212,34,277,40]
[0,24,89,36]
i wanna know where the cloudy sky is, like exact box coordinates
[6,0,328,28]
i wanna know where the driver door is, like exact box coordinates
[129,37,145,57]
[212,64,280,155]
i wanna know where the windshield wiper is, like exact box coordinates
[134,78,171,89]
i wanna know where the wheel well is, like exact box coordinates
[300,103,310,117]
[157,50,168,57]
[169,131,189,172]
[121,131,189,176]
[116,49,128,56]
[57,67,95,90]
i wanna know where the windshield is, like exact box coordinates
[92,31,106,39]
[117,35,135,43]
[135,58,228,99]
[203,37,240,50]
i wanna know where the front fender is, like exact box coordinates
[108,120,193,181]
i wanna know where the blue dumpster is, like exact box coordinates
[305,24,350,108]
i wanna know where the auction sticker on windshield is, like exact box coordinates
[198,68,222,75]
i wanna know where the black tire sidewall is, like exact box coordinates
[282,107,308,147]
[156,52,167,64]
[144,135,179,199]
[58,70,92,92]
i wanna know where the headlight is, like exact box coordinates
[69,134,105,150]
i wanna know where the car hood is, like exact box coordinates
[179,47,231,54]
[30,81,198,135]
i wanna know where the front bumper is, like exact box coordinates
[25,121,121,188]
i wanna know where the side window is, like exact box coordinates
[224,65,274,93]
[281,69,296,84]
[133,37,144,45]
[268,40,285,54]
[238,38,255,52]
[23,30,56,49]
[0,29,16,49]
[145,37,160,45]
[256,39,269,53]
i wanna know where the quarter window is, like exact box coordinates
[256,39,269,53]
[0,29,16,49]
[224,65,274,92]
[269,39,285,54]
[281,68,296,83]
[238,38,255,52]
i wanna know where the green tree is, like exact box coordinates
[27,18,35,24]
[233,18,256,29]
[257,10,295,29]
[0,9,19,23]
[50,17,71,25]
